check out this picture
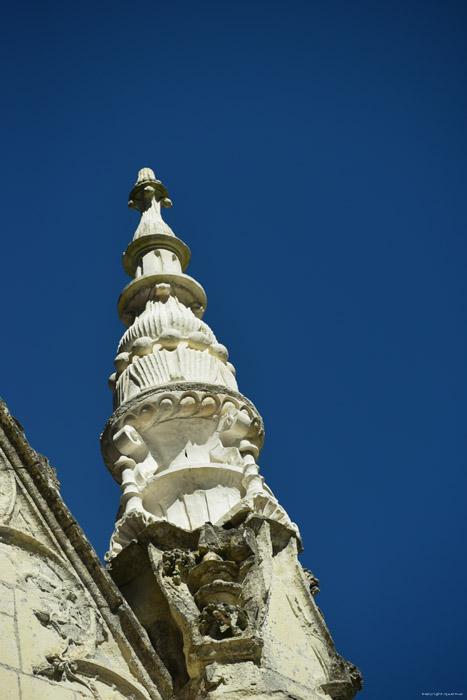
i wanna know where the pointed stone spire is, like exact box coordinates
[102,167,292,560]
[100,168,362,699]
[110,169,235,404]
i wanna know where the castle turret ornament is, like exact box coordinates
[102,168,362,699]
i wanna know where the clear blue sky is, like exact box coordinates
[1,2,466,698]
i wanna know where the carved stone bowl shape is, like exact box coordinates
[187,560,243,608]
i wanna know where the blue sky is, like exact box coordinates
[0,1,466,698]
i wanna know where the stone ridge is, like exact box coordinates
[0,396,172,700]
[0,401,61,491]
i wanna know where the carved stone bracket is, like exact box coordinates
[144,519,273,678]
[108,513,361,699]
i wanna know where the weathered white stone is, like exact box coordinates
[0,612,20,667]
[109,517,360,699]
[19,674,79,700]
[102,384,291,560]
[101,167,362,699]
[0,582,15,616]
[0,400,167,700]
[103,170,293,556]
[0,666,19,699]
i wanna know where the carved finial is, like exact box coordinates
[128,167,174,239]
[136,167,157,184]
[128,168,172,211]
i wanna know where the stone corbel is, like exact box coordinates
[217,406,252,447]
[146,522,269,679]
[113,424,158,487]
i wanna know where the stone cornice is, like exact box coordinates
[103,381,264,436]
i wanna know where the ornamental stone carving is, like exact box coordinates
[103,378,291,560]
[103,169,290,557]
[108,514,361,699]
[102,168,362,699]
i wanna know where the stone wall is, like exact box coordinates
[0,399,169,700]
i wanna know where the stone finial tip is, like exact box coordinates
[128,167,172,211]
[136,167,157,185]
